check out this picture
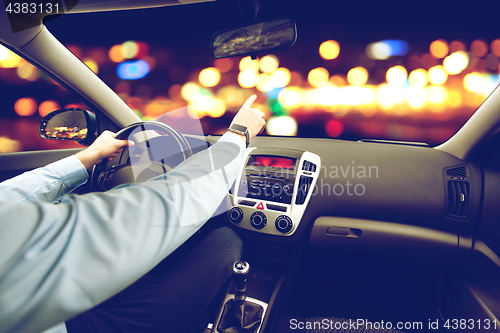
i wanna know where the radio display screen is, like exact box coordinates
[252,156,295,170]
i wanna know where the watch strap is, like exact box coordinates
[227,124,249,147]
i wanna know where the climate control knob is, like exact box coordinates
[250,211,267,229]
[275,215,293,233]
[228,207,244,224]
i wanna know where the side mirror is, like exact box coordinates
[39,108,97,146]
[211,18,297,59]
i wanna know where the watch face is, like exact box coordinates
[231,124,248,132]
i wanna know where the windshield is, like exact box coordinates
[0,1,499,152]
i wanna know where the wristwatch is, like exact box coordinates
[227,123,250,147]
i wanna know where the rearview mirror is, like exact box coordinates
[39,108,97,146]
[211,18,297,59]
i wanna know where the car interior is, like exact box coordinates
[1,0,500,332]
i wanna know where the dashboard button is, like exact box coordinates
[275,215,293,233]
[228,207,243,224]
[250,211,267,229]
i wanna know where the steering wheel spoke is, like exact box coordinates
[91,121,192,191]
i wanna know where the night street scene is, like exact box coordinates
[0,0,499,152]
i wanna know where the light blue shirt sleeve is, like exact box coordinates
[0,155,88,204]
[0,132,246,333]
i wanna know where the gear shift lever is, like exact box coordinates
[216,261,264,333]
[233,261,250,305]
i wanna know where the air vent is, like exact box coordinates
[447,166,468,178]
[302,160,317,172]
[295,176,313,204]
[447,180,470,218]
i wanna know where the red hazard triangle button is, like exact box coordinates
[256,202,264,210]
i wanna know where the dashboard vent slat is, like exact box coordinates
[296,176,313,205]
[447,180,470,218]
[302,160,317,172]
[447,166,468,178]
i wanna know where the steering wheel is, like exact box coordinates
[91,121,193,191]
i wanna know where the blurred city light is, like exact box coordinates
[270,68,291,88]
[426,86,448,105]
[367,40,408,60]
[471,39,488,57]
[0,46,22,68]
[122,41,139,59]
[329,75,346,87]
[214,58,233,73]
[238,70,258,88]
[408,69,428,87]
[308,67,329,87]
[207,98,226,117]
[14,98,37,116]
[16,63,38,81]
[0,136,22,153]
[199,67,221,87]
[430,39,448,58]
[267,116,297,136]
[0,45,9,62]
[443,51,469,75]
[319,40,340,60]
[117,60,150,80]
[325,119,343,137]
[217,86,245,108]
[386,66,407,86]
[464,72,485,93]
[39,100,60,117]
[367,42,390,60]
[84,58,99,74]
[109,44,125,63]
[315,86,338,106]
[256,73,274,92]
[406,87,427,109]
[347,67,368,86]
[428,65,448,85]
[342,86,375,106]
[449,40,466,53]
[278,87,302,108]
[491,39,500,57]
[377,84,406,109]
[259,55,279,73]
[181,82,201,102]
[239,56,259,72]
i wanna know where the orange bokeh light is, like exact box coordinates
[490,39,500,57]
[214,58,234,73]
[429,39,448,58]
[471,39,488,57]
[109,45,125,63]
[14,98,37,116]
[39,100,60,117]
[449,40,466,53]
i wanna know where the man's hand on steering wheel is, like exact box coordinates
[76,131,134,169]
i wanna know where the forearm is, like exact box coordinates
[0,132,245,333]
[0,155,88,204]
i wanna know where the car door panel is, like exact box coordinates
[0,149,90,194]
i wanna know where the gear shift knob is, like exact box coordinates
[232,261,250,305]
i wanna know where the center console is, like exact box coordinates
[228,147,321,236]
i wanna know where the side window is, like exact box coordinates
[0,45,86,153]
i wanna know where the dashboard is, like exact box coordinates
[206,135,482,266]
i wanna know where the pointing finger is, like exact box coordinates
[242,94,257,109]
